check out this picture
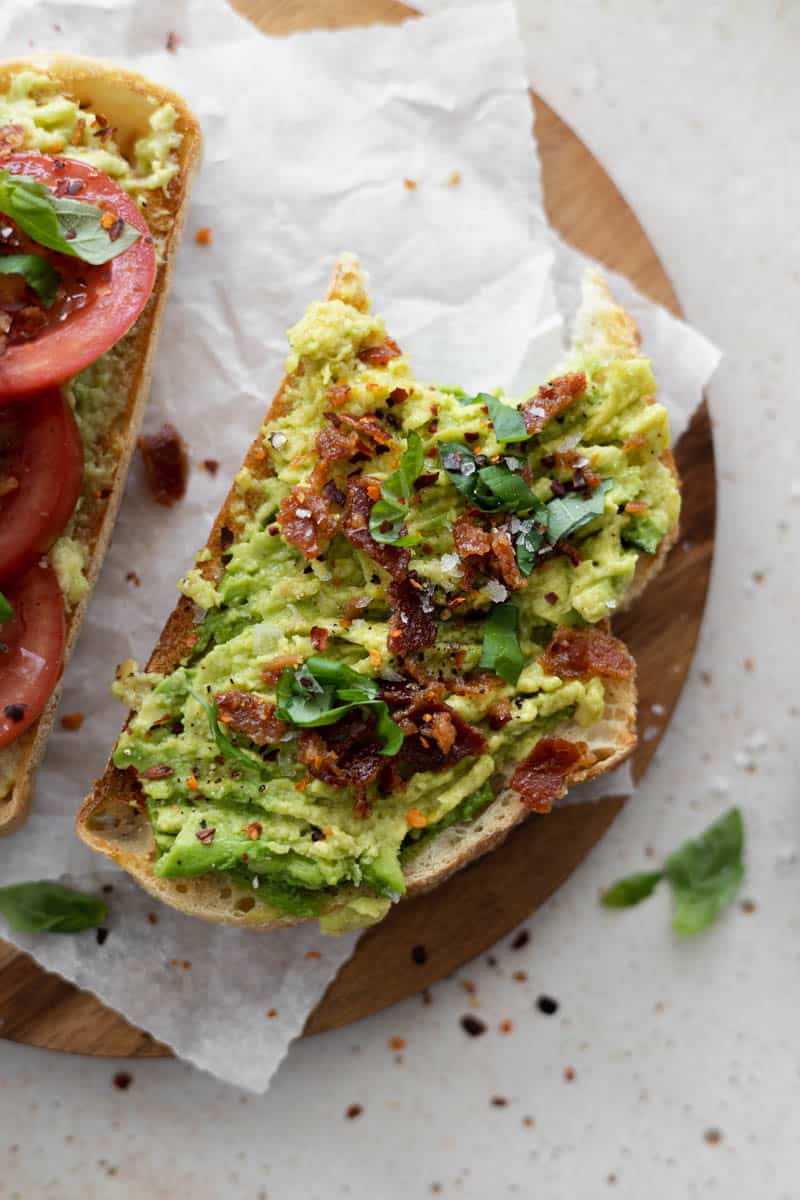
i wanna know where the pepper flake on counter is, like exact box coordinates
[195,226,212,245]
[60,712,84,732]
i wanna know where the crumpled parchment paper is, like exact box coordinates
[0,0,719,1092]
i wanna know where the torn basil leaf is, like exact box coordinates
[545,478,612,544]
[276,657,403,755]
[0,881,107,934]
[484,394,528,443]
[479,602,524,685]
[369,430,423,546]
[0,253,60,307]
[191,690,264,772]
[0,591,13,623]
[514,518,546,576]
[438,442,539,515]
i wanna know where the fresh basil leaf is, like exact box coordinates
[439,442,539,516]
[665,808,745,935]
[276,657,403,755]
[439,441,481,500]
[479,602,524,685]
[0,591,13,623]
[476,464,537,512]
[0,169,141,266]
[0,253,60,307]
[191,690,264,772]
[484,394,528,443]
[601,870,664,908]
[369,431,423,546]
[0,881,106,933]
[514,517,545,576]
[546,478,611,544]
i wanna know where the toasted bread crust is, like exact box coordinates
[78,257,643,930]
[0,54,201,833]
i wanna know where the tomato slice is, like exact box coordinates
[0,560,65,749]
[0,389,84,585]
[0,152,156,400]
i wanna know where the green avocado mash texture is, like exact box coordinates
[113,274,680,933]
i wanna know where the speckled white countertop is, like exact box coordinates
[1,2,798,1197]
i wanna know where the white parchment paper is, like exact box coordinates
[0,0,720,1091]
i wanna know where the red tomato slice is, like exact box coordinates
[0,152,156,400]
[0,559,65,749]
[0,389,84,585]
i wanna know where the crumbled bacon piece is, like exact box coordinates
[541,626,636,681]
[310,626,330,652]
[0,124,25,156]
[453,513,491,557]
[297,712,385,817]
[342,475,410,577]
[487,699,513,730]
[385,685,486,773]
[428,710,456,754]
[327,410,392,448]
[452,514,526,592]
[522,372,586,435]
[448,670,501,697]
[316,423,358,463]
[387,572,436,657]
[490,527,527,591]
[137,423,189,506]
[327,383,352,407]
[358,337,401,367]
[278,474,338,559]
[215,690,286,746]
[510,738,595,812]
[261,655,302,686]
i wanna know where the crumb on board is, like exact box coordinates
[60,712,84,732]
[195,227,212,245]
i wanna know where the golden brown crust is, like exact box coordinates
[0,54,201,833]
[78,255,643,931]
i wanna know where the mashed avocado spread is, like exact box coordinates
[0,70,182,607]
[113,265,680,932]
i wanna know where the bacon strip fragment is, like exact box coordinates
[277,470,339,559]
[386,684,487,773]
[387,572,436,657]
[296,711,385,818]
[522,372,586,435]
[541,626,636,681]
[341,475,410,576]
[215,691,286,746]
[357,337,401,367]
[510,737,595,812]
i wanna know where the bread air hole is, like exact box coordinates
[235,896,255,913]
[219,887,232,900]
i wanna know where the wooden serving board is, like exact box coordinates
[0,0,715,1057]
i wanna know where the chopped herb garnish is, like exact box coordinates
[544,478,612,544]
[0,169,141,265]
[0,254,60,307]
[438,442,540,515]
[368,430,423,546]
[276,657,403,754]
[601,808,745,935]
[0,591,13,623]
[0,880,107,933]
[514,518,545,576]
[479,603,524,685]
[483,394,528,443]
[191,690,264,772]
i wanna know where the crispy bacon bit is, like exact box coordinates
[202,458,219,475]
[386,684,486,773]
[510,737,595,813]
[316,423,358,463]
[625,501,649,514]
[310,626,330,652]
[138,424,189,506]
[215,690,286,745]
[278,476,338,559]
[387,387,409,406]
[342,475,410,576]
[541,626,636,681]
[490,527,527,590]
[387,572,436,657]
[140,764,174,780]
[522,372,586,435]
[0,124,25,156]
[428,710,456,754]
[448,670,501,697]
[321,478,346,507]
[622,433,647,452]
[243,821,263,841]
[358,337,401,367]
[196,826,216,845]
[487,699,513,730]
[453,514,526,592]
[453,513,491,557]
[558,542,583,567]
[297,711,385,817]
[326,384,351,409]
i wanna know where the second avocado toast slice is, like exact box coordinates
[78,254,679,932]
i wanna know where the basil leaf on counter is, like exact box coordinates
[479,602,524,685]
[0,881,107,933]
[545,477,612,544]
[484,394,528,443]
[369,431,423,546]
[601,808,745,935]
[0,169,141,265]
[0,591,13,623]
[191,690,264,772]
[0,253,60,307]
[276,657,403,755]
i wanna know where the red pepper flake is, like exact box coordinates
[512,970,528,983]
[406,807,427,829]
[510,929,530,950]
[563,1066,576,1082]
[112,1072,132,1090]
[195,826,215,845]
[202,458,219,476]
[266,1008,278,1018]
[461,979,476,995]
[403,178,417,190]
[165,30,180,52]
[460,1015,487,1038]
[146,912,158,925]
[60,712,84,732]
[125,570,141,587]
[345,1104,363,1120]
[100,209,117,230]
[498,1019,514,1034]
[491,1096,509,1107]
[522,1116,535,1128]
[704,1128,723,1146]
[304,950,322,960]
[310,625,330,652]
[544,592,559,606]
[739,898,757,913]
[243,821,263,841]
[186,774,199,791]
[388,1036,406,1051]
[448,171,462,186]
[195,227,212,246]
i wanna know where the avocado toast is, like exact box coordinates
[79,254,680,932]
[0,55,201,834]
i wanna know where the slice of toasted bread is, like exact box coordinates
[0,54,201,834]
[78,255,639,930]
[569,269,680,611]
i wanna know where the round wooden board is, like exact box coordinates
[0,0,715,1059]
